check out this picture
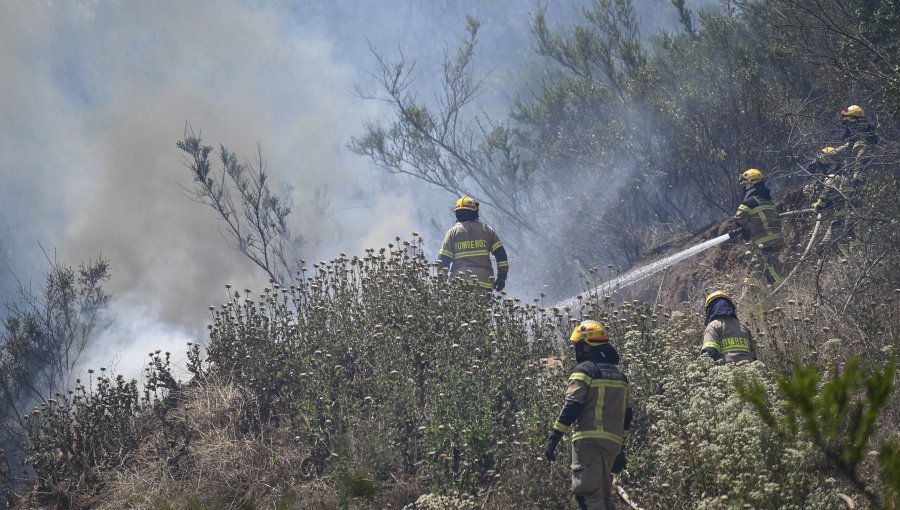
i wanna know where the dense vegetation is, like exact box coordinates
[7,220,898,508]
[2,0,899,508]
[351,0,899,294]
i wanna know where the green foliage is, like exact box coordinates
[19,351,181,507]
[883,439,900,509]
[353,0,900,298]
[610,307,844,509]
[348,17,537,237]
[10,237,892,509]
[23,371,139,499]
[177,130,303,286]
[738,356,899,508]
[192,235,571,507]
[744,0,900,115]
[0,254,110,499]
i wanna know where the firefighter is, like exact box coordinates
[836,105,878,168]
[437,196,509,291]
[809,105,878,257]
[544,320,632,510]
[701,291,755,364]
[733,168,784,286]
[812,163,856,257]
[806,146,842,177]
[803,147,841,202]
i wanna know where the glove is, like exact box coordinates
[612,449,627,473]
[493,274,507,292]
[543,430,563,461]
[727,226,744,239]
[703,347,721,363]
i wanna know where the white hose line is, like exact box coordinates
[779,208,815,217]
[772,213,822,295]
[614,482,644,510]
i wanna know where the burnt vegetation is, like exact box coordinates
[3,0,900,508]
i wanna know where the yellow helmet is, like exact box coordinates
[739,168,764,185]
[704,290,734,310]
[569,320,609,346]
[816,146,836,162]
[454,195,479,212]
[840,105,865,120]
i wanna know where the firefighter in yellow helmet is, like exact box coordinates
[437,196,509,291]
[807,146,842,177]
[732,169,784,286]
[838,105,878,162]
[811,152,857,258]
[701,291,755,364]
[544,320,633,510]
[806,105,878,258]
[802,147,842,204]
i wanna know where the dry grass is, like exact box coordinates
[94,380,309,510]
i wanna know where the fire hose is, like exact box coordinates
[772,212,823,294]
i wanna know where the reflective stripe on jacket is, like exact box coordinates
[735,189,783,249]
[702,316,755,363]
[817,173,854,217]
[553,361,631,445]
[438,221,506,289]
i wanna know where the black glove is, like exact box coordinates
[703,347,722,362]
[493,274,507,292]
[727,226,744,239]
[543,430,563,461]
[612,449,627,473]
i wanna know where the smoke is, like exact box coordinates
[0,0,424,379]
[1,0,718,382]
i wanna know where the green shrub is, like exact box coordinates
[17,235,895,509]
[738,356,899,509]
[193,236,572,506]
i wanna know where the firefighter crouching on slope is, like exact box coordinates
[544,320,633,510]
[437,196,509,291]
[731,168,785,286]
[701,291,756,365]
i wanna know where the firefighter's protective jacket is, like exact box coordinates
[702,316,755,363]
[840,121,879,155]
[438,221,508,289]
[553,361,632,445]
[735,184,783,249]
[815,172,854,216]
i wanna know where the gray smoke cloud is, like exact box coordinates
[1,0,713,379]
[0,0,423,377]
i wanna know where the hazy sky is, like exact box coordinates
[0,0,706,378]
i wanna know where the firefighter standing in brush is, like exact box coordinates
[809,106,878,256]
[437,196,509,291]
[544,320,632,510]
[701,291,755,364]
[806,146,842,180]
[732,168,784,286]
[836,105,878,168]
[811,147,856,257]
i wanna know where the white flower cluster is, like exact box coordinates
[617,317,849,509]
[402,492,478,510]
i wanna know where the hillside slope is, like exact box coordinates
[12,179,900,510]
